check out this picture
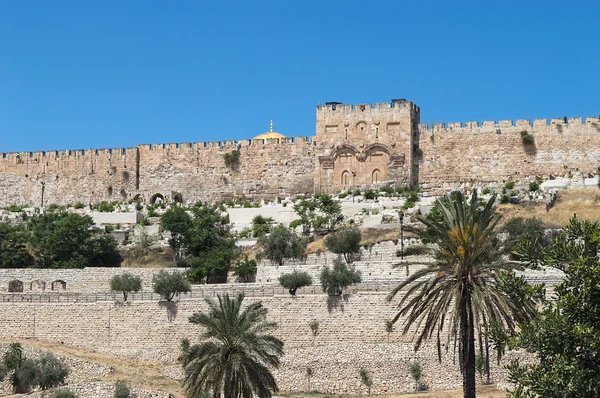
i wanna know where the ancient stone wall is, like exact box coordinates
[3,99,600,206]
[315,100,419,192]
[0,137,315,207]
[418,117,600,192]
[0,290,539,394]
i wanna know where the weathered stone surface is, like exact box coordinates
[2,100,598,207]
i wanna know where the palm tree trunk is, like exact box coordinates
[460,293,477,398]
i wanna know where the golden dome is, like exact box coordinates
[254,119,285,140]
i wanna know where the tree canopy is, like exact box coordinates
[179,293,284,398]
[325,227,362,263]
[507,216,600,398]
[0,213,121,269]
[258,225,306,266]
[387,191,539,398]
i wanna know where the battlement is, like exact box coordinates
[419,115,600,132]
[317,99,419,114]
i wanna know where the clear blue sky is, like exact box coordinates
[2,1,599,152]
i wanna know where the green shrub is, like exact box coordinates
[232,256,258,283]
[325,228,362,263]
[251,215,274,238]
[481,187,493,195]
[359,369,373,394]
[504,181,515,190]
[258,225,307,266]
[73,202,85,209]
[36,352,70,390]
[364,189,378,200]
[95,201,117,213]
[319,259,361,296]
[338,192,348,199]
[53,389,78,398]
[529,180,542,192]
[110,272,142,301]
[279,270,313,295]
[520,130,535,146]
[5,204,27,213]
[114,380,135,398]
[152,270,191,301]
[409,362,423,391]
[139,217,150,226]
[223,150,240,168]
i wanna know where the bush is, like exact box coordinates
[36,352,70,390]
[319,259,361,296]
[481,187,493,195]
[153,270,191,301]
[364,189,378,200]
[325,228,362,263]
[410,361,422,391]
[529,179,542,192]
[95,201,117,213]
[110,272,142,301]
[360,369,373,394]
[223,150,240,168]
[501,217,550,257]
[53,389,78,398]
[520,130,535,146]
[251,215,274,238]
[309,319,319,345]
[258,225,307,266]
[73,202,85,209]
[504,181,515,190]
[139,217,150,226]
[279,270,313,295]
[114,380,135,398]
[232,256,257,283]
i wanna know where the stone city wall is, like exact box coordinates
[0,137,316,207]
[0,240,564,295]
[0,291,541,394]
[418,117,600,192]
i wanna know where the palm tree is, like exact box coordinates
[179,293,284,398]
[387,191,537,398]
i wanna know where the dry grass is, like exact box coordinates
[497,188,600,228]
[0,338,185,397]
[281,385,506,398]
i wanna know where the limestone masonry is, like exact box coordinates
[2,98,599,206]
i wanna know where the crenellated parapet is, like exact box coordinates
[419,115,600,133]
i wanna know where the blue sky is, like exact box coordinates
[2,1,599,152]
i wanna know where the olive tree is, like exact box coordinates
[110,272,142,301]
[259,225,307,266]
[279,270,312,296]
[319,259,361,296]
[324,228,362,263]
[152,270,191,301]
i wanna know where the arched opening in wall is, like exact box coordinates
[133,194,142,203]
[372,169,381,184]
[51,280,66,291]
[341,171,350,188]
[120,189,127,200]
[30,280,46,291]
[107,186,113,196]
[172,193,183,204]
[150,193,164,204]
[8,280,23,293]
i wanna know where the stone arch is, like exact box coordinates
[132,194,142,203]
[30,279,46,291]
[51,280,66,291]
[364,143,392,157]
[330,144,358,161]
[172,193,183,204]
[341,171,350,187]
[372,169,381,184]
[8,280,23,292]
[150,193,164,204]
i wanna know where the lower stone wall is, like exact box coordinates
[23,382,170,398]
[0,291,541,394]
